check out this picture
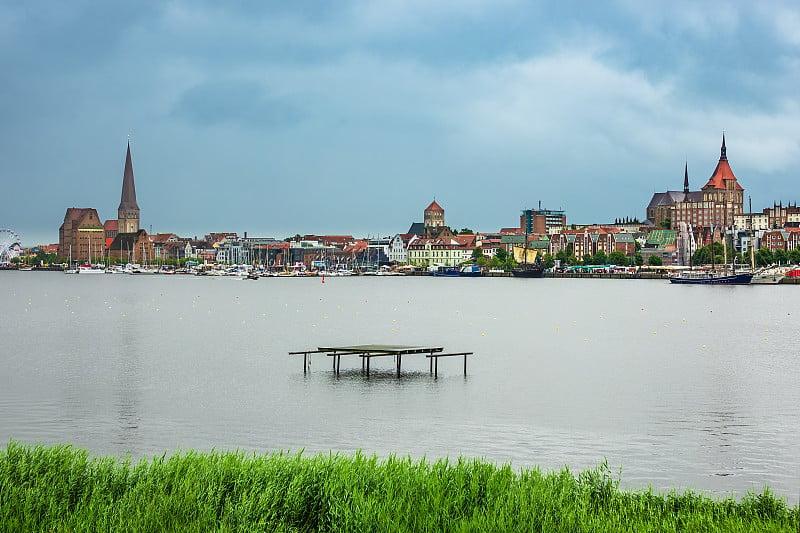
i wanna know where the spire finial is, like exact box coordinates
[720,131,727,161]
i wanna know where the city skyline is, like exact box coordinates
[2,1,799,246]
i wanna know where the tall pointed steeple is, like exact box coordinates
[118,141,140,234]
[720,132,727,161]
[683,161,689,194]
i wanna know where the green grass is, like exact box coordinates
[1,440,797,532]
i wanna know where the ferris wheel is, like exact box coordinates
[0,228,22,262]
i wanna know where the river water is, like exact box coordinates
[1,272,798,502]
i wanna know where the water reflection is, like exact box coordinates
[112,318,142,451]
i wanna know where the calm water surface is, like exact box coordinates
[1,272,798,502]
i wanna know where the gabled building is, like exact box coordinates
[388,233,418,264]
[151,233,180,259]
[107,229,154,264]
[58,208,105,262]
[407,238,471,267]
[648,135,745,230]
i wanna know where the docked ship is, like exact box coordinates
[669,270,752,284]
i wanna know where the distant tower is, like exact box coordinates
[683,162,689,195]
[424,199,444,228]
[118,141,140,234]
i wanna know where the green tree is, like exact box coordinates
[582,254,593,265]
[658,217,671,229]
[541,253,555,269]
[471,246,484,261]
[789,247,800,264]
[774,248,788,265]
[755,248,774,266]
[494,247,508,262]
[634,253,644,266]
[458,228,474,235]
[593,250,607,265]
[567,254,580,266]
[607,251,629,266]
[692,243,725,265]
[648,254,663,266]
[555,249,568,263]
[31,251,58,266]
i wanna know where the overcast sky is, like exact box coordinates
[2,1,798,245]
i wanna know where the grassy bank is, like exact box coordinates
[1,441,796,532]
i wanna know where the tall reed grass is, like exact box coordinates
[1,440,797,532]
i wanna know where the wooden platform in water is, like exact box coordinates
[290,344,472,378]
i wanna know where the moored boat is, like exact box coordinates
[430,266,460,277]
[669,270,752,284]
[511,264,545,278]
[78,264,105,274]
[458,265,483,277]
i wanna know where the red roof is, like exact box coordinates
[702,159,743,191]
[702,136,744,191]
[425,200,444,212]
[104,219,118,231]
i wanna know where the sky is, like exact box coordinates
[1,1,798,246]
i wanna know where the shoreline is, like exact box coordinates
[2,441,797,531]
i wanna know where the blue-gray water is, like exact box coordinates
[2,273,798,502]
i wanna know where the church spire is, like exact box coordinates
[118,140,140,233]
[720,132,727,161]
[683,161,689,194]
[119,141,139,211]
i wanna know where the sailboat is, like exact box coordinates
[670,227,751,284]
[64,245,78,274]
[78,235,105,274]
[511,223,545,278]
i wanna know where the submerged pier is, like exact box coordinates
[290,344,473,378]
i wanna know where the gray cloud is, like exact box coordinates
[171,80,302,128]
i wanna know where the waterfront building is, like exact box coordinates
[762,228,800,253]
[151,233,180,260]
[640,229,679,266]
[388,233,418,264]
[107,229,154,264]
[733,211,771,232]
[476,235,503,259]
[549,227,634,259]
[520,206,566,235]
[407,238,471,267]
[57,208,105,262]
[734,202,800,231]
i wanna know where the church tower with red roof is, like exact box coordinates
[424,199,445,228]
[700,134,744,226]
